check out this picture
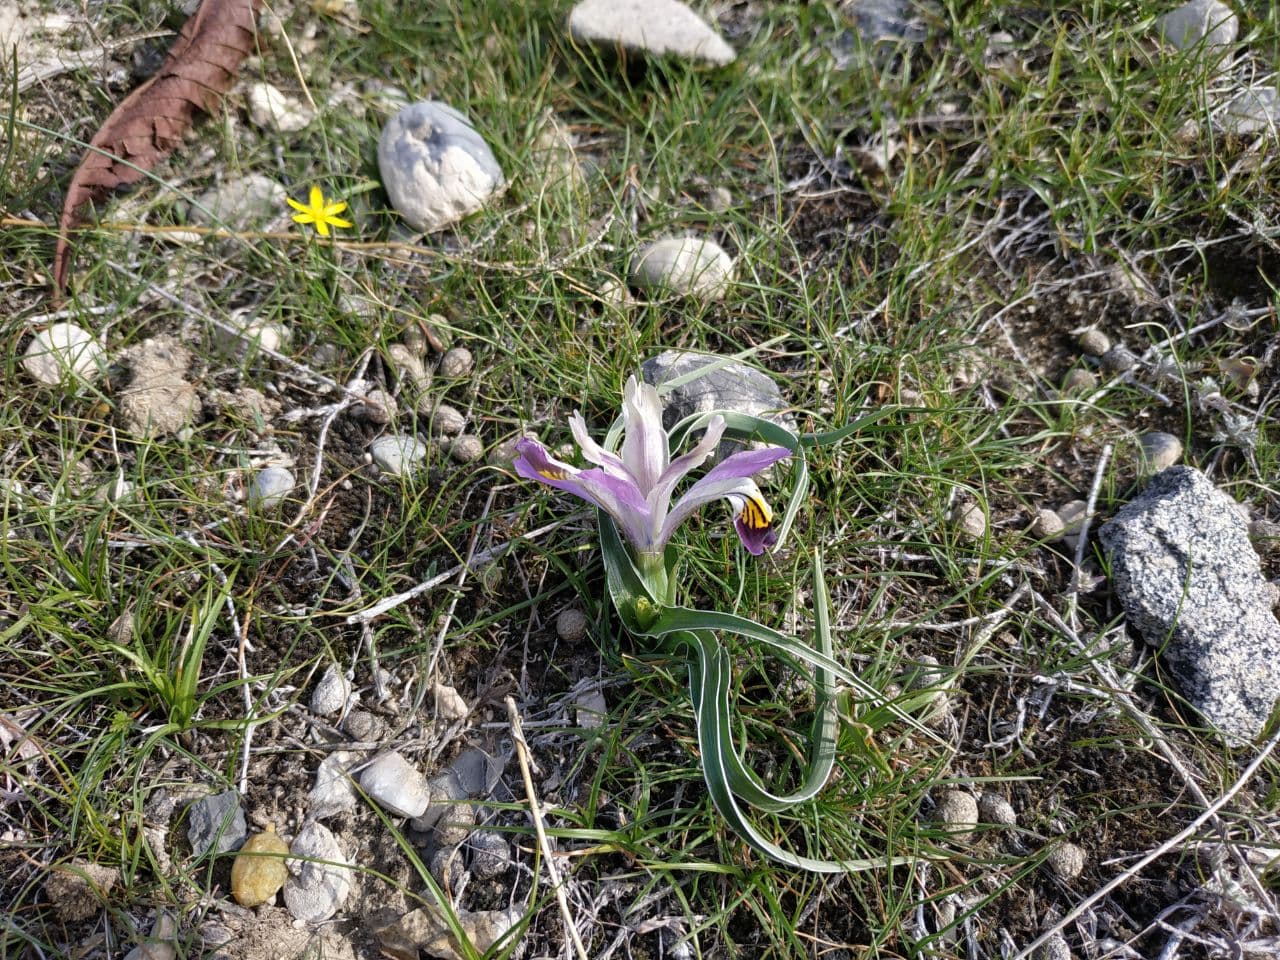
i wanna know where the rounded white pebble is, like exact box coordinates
[629,237,734,300]
[23,324,106,386]
[359,752,431,817]
[370,435,427,476]
[250,466,294,510]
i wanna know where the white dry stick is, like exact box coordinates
[1065,442,1112,633]
[506,696,590,960]
[346,513,586,624]
[1012,725,1280,960]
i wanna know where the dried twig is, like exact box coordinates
[506,696,590,960]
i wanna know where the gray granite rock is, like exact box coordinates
[187,790,246,856]
[1157,0,1237,51]
[1099,466,1280,742]
[568,0,735,66]
[641,350,796,434]
[378,101,505,233]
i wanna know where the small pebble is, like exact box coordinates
[1045,841,1086,880]
[1060,368,1097,392]
[434,802,476,847]
[977,792,1017,826]
[1056,500,1088,536]
[438,346,474,378]
[1031,508,1065,540]
[932,790,978,839]
[1138,432,1182,472]
[247,81,314,133]
[249,466,294,511]
[487,434,527,468]
[1077,328,1110,357]
[951,502,987,540]
[283,821,349,923]
[1034,933,1073,960]
[343,710,385,742]
[23,324,106,386]
[359,389,398,425]
[310,665,352,716]
[370,435,427,476]
[629,237,734,300]
[421,402,465,436]
[1034,936,1075,960]
[187,790,246,856]
[449,434,484,463]
[556,608,589,642]
[231,825,290,906]
[467,831,510,879]
[429,845,466,889]
[359,752,431,817]
[1101,345,1138,373]
[574,686,607,728]
[433,682,469,720]
[378,101,504,233]
[309,752,359,819]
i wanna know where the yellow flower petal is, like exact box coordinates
[308,184,324,210]
[287,196,310,214]
[315,220,331,237]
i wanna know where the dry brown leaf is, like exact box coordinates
[52,0,262,294]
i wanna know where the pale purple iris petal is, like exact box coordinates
[619,376,668,493]
[514,438,653,548]
[659,475,776,554]
[645,415,727,542]
[569,412,632,481]
[700,444,792,484]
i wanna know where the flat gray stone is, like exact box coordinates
[568,0,735,66]
[641,350,797,434]
[186,789,246,856]
[1157,0,1237,51]
[1099,466,1280,742]
[378,101,504,233]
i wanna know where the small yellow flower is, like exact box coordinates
[287,185,352,237]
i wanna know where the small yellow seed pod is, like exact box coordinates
[231,825,290,907]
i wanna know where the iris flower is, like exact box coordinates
[287,185,352,237]
[515,377,789,563]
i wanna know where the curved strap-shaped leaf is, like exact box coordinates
[680,628,910,873]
